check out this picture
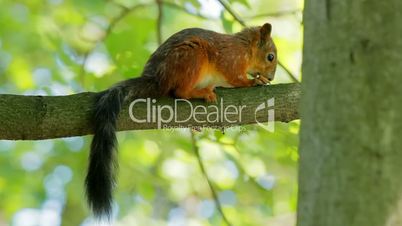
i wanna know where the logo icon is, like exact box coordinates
[255,98,275,132]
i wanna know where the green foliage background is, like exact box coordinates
[0,0,303,225]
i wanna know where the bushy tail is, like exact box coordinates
[85,76,159,218]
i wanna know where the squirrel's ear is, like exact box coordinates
[260,23,272,44]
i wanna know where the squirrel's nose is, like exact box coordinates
[268,77,273,81]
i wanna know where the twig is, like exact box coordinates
[191,131,233,226]
[215,0,300,83]
[78,3,149,85]
[106,3,153,38]
[217,0,246,26]
[278,61,299,83]
[163,2,213,20]
[78,51,89,88]
[244,9,302,19]
[218,140,268,192]
[156,0,163,45]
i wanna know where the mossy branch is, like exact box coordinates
[0,83,300,140]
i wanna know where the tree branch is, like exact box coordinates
[0,83,300,140]
[191,131,232,226]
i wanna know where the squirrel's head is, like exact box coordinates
[247,23,277,83]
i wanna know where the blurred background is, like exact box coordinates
[0,0,302,225]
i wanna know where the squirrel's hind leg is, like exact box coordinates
[161,39,217,102]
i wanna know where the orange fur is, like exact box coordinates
[141,23,278,102]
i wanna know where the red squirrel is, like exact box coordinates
[86,23,277,218]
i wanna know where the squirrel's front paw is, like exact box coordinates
[204,92,217,103]
[253,76,270,86]
[253,78,265,86]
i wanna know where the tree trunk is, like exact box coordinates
[298,1,402,226]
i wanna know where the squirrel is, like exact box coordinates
[86,23,277,218]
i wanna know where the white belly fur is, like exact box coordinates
[195,73,233,89]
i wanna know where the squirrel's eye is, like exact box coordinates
[267,53,275,62]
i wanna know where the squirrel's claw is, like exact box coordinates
[252,73,270,86]
[257,75,270,85]
[254,77,266,86]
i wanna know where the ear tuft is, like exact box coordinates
[260,23,272,44]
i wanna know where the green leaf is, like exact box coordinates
[228,0,251,9]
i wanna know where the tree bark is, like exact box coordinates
[0,83,300,140]
[298,1,402,226]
